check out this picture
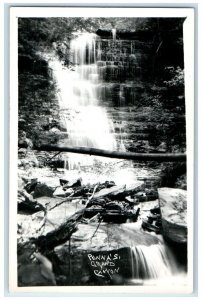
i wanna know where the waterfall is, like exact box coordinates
[127,243,187,286]
[68,33,117,150]
[130,244,173,279]
[70,32,97,65]
[112,28,116,41]
[48,33,121,170]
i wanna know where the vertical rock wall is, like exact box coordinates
[95,37,153,107]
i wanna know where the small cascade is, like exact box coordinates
[131,41,133,54]
[130,244,174,280]
[112,28,116,41]
[119,84,125,106]
[70,33,97,65]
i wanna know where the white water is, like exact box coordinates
[131,244,174,279]
[112,28,116,41]
[46,32,162,179]
[48,33,121,170]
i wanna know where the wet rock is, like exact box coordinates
[24,178,38,193]
[18,130,33,149]
[104,181,116,188]
[175,173,187,190]
[86,198,107,208]
[156,142,167,153]
[105,201,124,211]
[124,182,144,195]
[61,177,82,188]
[93,185,126,199]
[36,177,59,190]
[142,220,161,234]
[49,127,61,133]
[158,188,187,244]
[134,191,147,202]
[72,186,92,197]
[18,252,56,286]
[18,187,34,202]
[17,210,45,242]
[33,183,55,198]
[93,182,144,201]
[48,160,65,170]
[19,153,39,169]
[58,123,67,132]
[53,187,74,197]
[53,187,66,197]
[160,162,186,188]
[59,178,68,186]
[34,252,56,284]
[150,206,160,215]
[145,188,158,201]
[18,199,45,214]
[125,196,138,205]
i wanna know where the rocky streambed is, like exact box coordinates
[17,157,187,287]
[17,158,165,285]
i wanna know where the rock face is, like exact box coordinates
[158,187,187,244]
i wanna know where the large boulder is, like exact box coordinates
[158,188,187,244]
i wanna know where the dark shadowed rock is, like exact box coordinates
[33,183,55,198]
[18,252,56,286]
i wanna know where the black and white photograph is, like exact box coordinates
[9,7,194,294]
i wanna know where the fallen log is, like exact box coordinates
[34,209,85,252]
[33,144,186,162]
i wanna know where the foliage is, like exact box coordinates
[18,17,184,54]
[163,66,184,87]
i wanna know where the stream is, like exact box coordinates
[18,32,187,286]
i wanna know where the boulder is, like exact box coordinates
[49,127,61,133]
[24,178,38,193]
[158,188,187,244]
[18,252,56,286]
[60,177,82,188]
[33,183,55,199]
[53,187,74,197]
[18,199,44,214]
[36,177,60,190]
[124,182,144,194]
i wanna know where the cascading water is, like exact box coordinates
[49,33,121,170]
[46,32,160,182]
[99,223,185,284]
[130,244,174,280]
[128,243,187,285]
[112,28,116,41]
